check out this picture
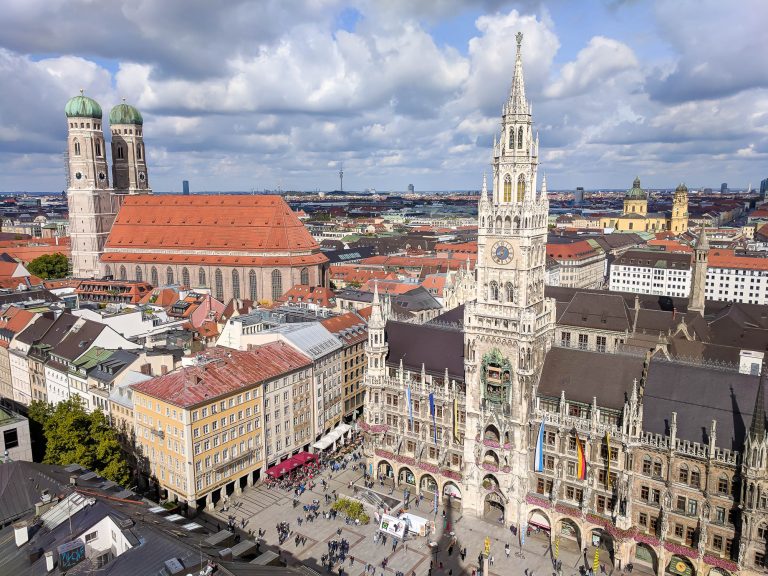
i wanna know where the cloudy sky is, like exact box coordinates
[0,0,766,193]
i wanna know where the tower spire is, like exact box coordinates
[750,361,767,440]
[481,172,489,202]
[508,31,528,114]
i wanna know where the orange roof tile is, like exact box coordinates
[278,285,336,307]
[709,249,768,271]
[547,240,600,261]
[101,252,327,267]
[131,344,311,408]
[106,194,322,254]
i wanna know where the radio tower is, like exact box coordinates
[339,161,344,192]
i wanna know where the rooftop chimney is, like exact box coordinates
[13,520,28,547]
[45,550,55,572]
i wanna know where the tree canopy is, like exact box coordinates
[28,398,130,485]
[26,252,69,279]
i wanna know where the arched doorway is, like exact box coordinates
[420,474,437,495]
[665,555,695,576]
[443,481,462,510]
[633,543,658,575]
[589,528,615,566]
[484,491,505,522]
[399,467,415,486]
[527,509,551,543]
[484,424,500,444]
[377,460,393,479]
[556,518,581,553]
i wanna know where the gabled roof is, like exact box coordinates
[385,320,464,380]
[106,194,321,253]
[131,344,311,408]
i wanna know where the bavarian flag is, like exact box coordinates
[575,432,587,480]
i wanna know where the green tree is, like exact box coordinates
[31,397,130,485]
[26,252,69,279]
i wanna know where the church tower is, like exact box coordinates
[688,228,709,314]
[65,92,121,278]
[109,100,151,196]
[463,33,556,522]
[670,183,689,234]
[623,176,648,216]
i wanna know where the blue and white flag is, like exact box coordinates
[428,393,437,445]
[406,385,414,430]
[534,422,545,472]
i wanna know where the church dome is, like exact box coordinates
[65,93,103,119]
[109,101,144,125]
[675,183,688,194]
[626,176,646,199]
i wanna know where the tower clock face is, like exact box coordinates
[491,241,513,265]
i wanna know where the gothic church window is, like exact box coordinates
[249,269,257,301]
[517,174,525,202]
[214,269,223,300]
[166,267,174,285]
[95,140,101,157]
[119,266,126,281]
[503,175,512,202]
[300,267,309,286]
[505,282,514,303]
[489,281,499,301]
[137,144,142,160]
[135,266,142,282]
[517,126,524,149]
[198,268,206,286]
[105,265,112,278]
[182,267,190,287]
[116,145,124,160]
[150,267,158,287]
[509,128,514,149]
[271,269,282,301]
[232,269,241,299]
[74,141,81,156]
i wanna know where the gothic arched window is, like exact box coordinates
[119,265,126,281]
[166,267,174,285]
[214,269,223,301]
[489,281,499,301]
[116,145,124,160]
[509,128,514,149]
[249,269,258,301]
[271,269,282,301]
[198,267,206,287]
[505,282,514,303]
[104,265,112,278]
[517,126,524,149]
[232,269,241,299]
[300,267,309,286]
[135,266,142,282]
[73,140,81,156]
[95,140,101,157]
[150,266,158,287]
[517,174,525,202]
[503,175,512,203]
[182,267,190,288]
[137,143,142,160]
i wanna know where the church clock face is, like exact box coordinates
[491,241,513,265]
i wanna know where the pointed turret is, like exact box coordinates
[749,362,767,441]
[508,32,528,115]
[481,173,489,204]
[688,229,709,314]
[695,228,709,250]
[371,280,382,324]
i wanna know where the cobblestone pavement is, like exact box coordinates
[204,462,607,576]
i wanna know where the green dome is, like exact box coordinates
[65,93,103,119]
[675,183,688,194]
[626,176,646,199]
[109,101,143,125]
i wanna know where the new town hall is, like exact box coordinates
[362,35,768,576]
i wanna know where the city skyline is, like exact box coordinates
[0,1,765,193]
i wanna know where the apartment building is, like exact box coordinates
[547,240,606,289]
[320,312,368,422]
[131,343,311,507]
[609,250,692,298]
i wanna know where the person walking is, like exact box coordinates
[505,543,510,559]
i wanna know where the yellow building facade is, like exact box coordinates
[131,343,311,507]
[601,178,689,234]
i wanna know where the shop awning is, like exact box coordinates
[265,458,300,478]
[293,451,318,464]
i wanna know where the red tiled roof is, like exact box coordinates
[0,307,36,348]
[547,240,600,261]
[320,312,368,344]
[0,275,42,290]
[647,239,692,253]
[710,249,768,271]
[278,285,336,307]
[106,195,322,254]
[44,279,82,290]
[357,306,373,320]
[131,343,311,408]
[434,241,477,254]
